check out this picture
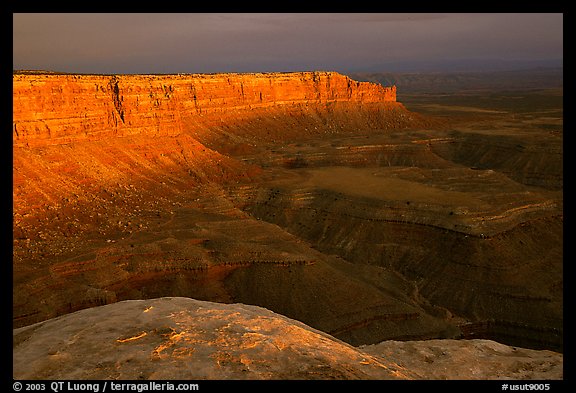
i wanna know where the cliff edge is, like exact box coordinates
[13,71,398,147]
[13,297,562,380]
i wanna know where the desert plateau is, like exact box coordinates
[12,69,563,380]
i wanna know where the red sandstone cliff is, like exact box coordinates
[13,71,397,147]
[12,71,408,328]
[12,71,406,219]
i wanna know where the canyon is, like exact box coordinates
[12,70,563,379]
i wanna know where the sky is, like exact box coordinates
[13,13,563,74]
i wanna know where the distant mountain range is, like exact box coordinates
[348,67,563,94]
[344,57,563,73]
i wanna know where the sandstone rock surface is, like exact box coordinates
[13,71,396,147]
[13,297,562,380]
[362,339,563,380]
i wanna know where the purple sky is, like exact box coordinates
[13,13,563,74]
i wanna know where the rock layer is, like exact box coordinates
[233,130,563,351]
[13,71,396,147]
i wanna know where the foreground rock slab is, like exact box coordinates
[362,339,563,380]
[13,297,562,380]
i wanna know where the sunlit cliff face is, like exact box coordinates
[12,71,396,147]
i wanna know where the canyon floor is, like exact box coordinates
[13,78,563,379]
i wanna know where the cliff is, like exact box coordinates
[13,71,397,147]
[13,297,563,380]
[12,71,408,236]
[12,71,419,334]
